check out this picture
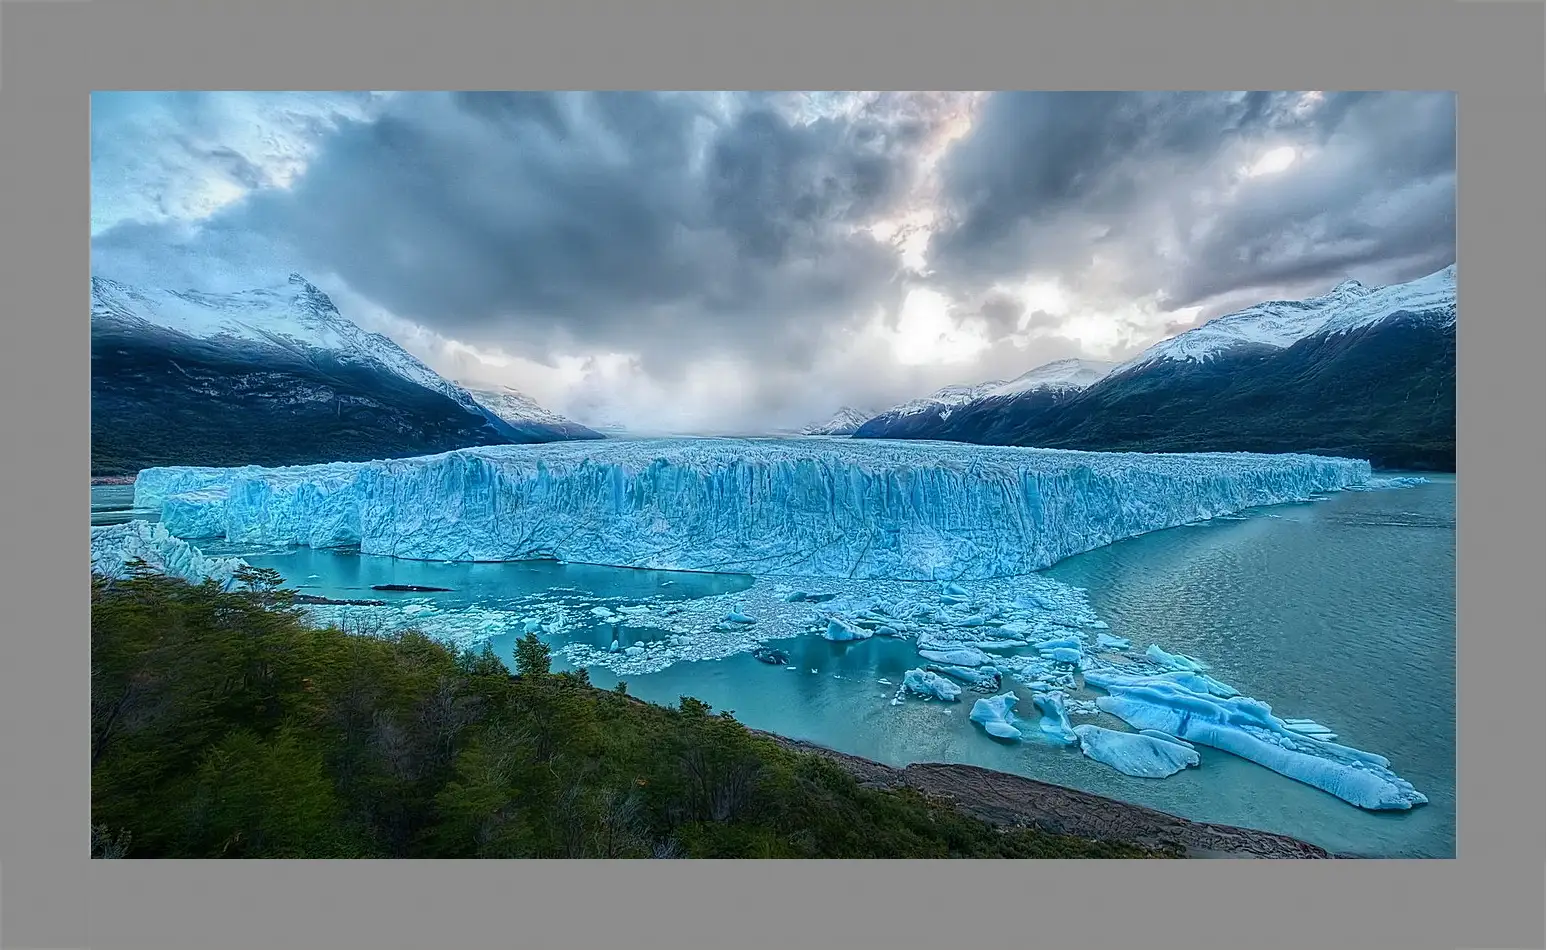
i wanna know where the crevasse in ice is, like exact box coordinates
[134,438,1373,581]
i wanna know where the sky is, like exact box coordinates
[89,90,1456,434]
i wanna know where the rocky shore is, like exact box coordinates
[758,733,1338,859]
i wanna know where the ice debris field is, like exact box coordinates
[93,439,1433,812]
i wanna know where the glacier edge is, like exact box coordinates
[134,439,1373,581]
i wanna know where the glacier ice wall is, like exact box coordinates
[90,521,251,590]
[134,439,1373,581]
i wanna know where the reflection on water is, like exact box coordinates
[89,475,1456,857]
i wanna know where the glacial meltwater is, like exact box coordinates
[89,469,1455,857]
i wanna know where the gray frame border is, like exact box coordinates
[3,1,1542,948]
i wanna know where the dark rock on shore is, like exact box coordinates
[759,733,1337,859]
[293,593,389,607]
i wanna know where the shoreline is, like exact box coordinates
[753,731,1339,859]
[599,685,1337,859]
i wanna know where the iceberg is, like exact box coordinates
[822,617,873,642]
[969,692,1024,740]
[1082,667,1239,699]
[1031,690,1079,745]
[1096,633,1131,650]
[926,665,1001,690]
[131,439,1373,581]
[1073,724,1201,778]
[1145,644,1210,673]
[902,669,963,702]
[1093,681,1426,810]
[917,647,991,667]
[90,521,250,590]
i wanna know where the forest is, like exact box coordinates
[90,567,1172,859]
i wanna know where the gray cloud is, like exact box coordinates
[92,91,957,382]
[90,90,1455,430]
[925,91,1455,310]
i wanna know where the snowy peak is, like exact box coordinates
[1116,264,1457,374]
[460,383,598,436]
[90,273,501,425]
[886,380,1006,419]
[983,359,1115,398]
[800,406,877,436]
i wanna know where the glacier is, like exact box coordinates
[90,521,251,590]
[132,439,1373,581]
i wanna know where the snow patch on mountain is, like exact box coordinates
[460,383,598,436]
[981,359,1116,399]
[1115,264,1456,374]
[800,407,877,436]
[91,273,503,425]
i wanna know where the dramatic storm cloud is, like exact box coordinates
[90,90,1455,433]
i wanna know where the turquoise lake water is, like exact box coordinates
[90,473,1456,857]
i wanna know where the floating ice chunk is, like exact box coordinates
[1016,592,1054,611]
[522,619,543,634]
[903,669,963,702]
[1094,682,1426,810]
[877,678,893,686]
[89,521,250,590]
[624,645,645,657]
[972,638,1029,651]
[918,647,991,667]
[875,625,901,637]
[1035,635,1083,652]
[1047,647,1083,665]
[1145,645,1210,673]
[1096,633,1131,650]
[1083,667,1239,699]
[944,582,969,597]
[969,692,1023,740]
[1281,719,1338,741]
[785,591,809,602]
[1074,724,1201,778]
[724,610,757,624]
[823,617,873,642]
[1349,476,1429,491]
[590,606,615,619]
[927,665,1001,690]
[608,639,622,653]
[1031,691,1078,746]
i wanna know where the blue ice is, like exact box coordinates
[131,439,1375,581]
[902,669,963,703]
[1031,691,1079,746]
[1094,681,1427,810]
[823,617,873,642]
[1073,724,1201,778]
[969,692,1024,740]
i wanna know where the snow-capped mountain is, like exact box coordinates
[852,265,1457,471]
[93,273,502,420]
[1114,264,1457,375]
[980,359,1115,399]
[460,383,602,440]
[852,359,1112,440]
[799,406,877,436]
[90,273,594,474]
